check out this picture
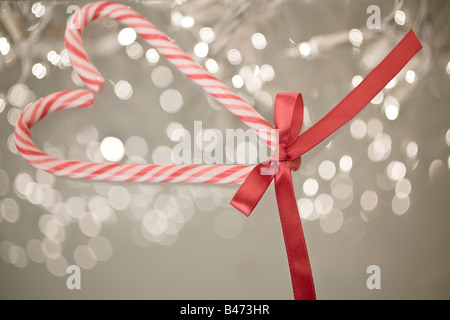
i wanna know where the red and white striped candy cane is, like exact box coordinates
[14,89,255,183]
[65,1,275,146]
[14,1,276,184]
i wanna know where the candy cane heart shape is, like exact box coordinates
[15,0,278,184]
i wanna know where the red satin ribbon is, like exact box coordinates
[231,29,422,300]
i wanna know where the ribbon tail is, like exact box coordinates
[274,162,316,300]
[287,29,422,157]
[231,163,274,216]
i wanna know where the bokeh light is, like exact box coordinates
[0,170,10,196]
[159,89,183,113]
[79,213,101,237]
[251,33,267,50]
[26,239,45,263]
[108,186,131,211]
[180,16,194,29]
[125,136,149,160]
[297,198,314,220]
[232,74,244,88]
[45,253,68,277]
[350,119,366,140]
[392,195,410,215]
[368,133,392,162]
[152,145,173,164]
[405,70,416,84]
[387,161,407,181]
[0,96,6,113]
[118,28,137,46]
[100,137,125,162]
[7,84,29,108]
[319,208,344,234]
[0,37,11,55]
[1,198,20,223]
[114,80,133,100]
[314,193,333,215]
[339,155,353,172]
[395,10,406,25]
[74,245,97,269]
[395,178,412,199]
[360,190,378,211]
[227,49,242,65]
[9,245,28,268]
[151,66,174,88]
[194,42,208,58]
[199,27,215,43]
[31,2,45,17]
[385,77,397,89]
[367,118,383,139]
[348,29,363,46]
[146,48,160,64]
[32,63,47,79]
[260,64,275,81]
[331,173,354,209]
[318,160,336,181]
[385,104,399,120]
[126,42,143,60]
[298,42,311,57]
[445,128,450,147]
[351,75,363,88]
[406,141,418,158]
[371,91,384,105]
[205,58,219,73]
[303,178,319,197]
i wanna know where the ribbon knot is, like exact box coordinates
[277,148,289,162]
[277,145,302,171]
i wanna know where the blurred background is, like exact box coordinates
[0,0,449,299]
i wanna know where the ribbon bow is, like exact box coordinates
[231,30,422,300]
[232,93,316,299]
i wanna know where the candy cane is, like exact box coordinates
[65,1,275,145]
[14,89,257,183]
[14,1,278,184]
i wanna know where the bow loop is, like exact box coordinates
[274,93,304,149]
